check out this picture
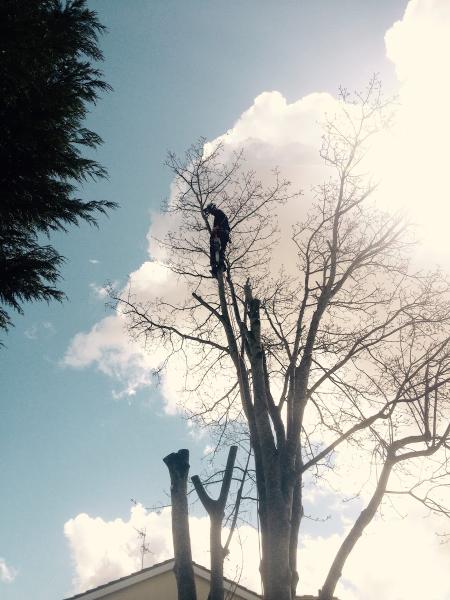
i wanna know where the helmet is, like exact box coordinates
[203,203,217,215]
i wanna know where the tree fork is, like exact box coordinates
[192,445,238,600]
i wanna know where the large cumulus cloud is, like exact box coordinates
[64,0,450,403]
[64,500,450,599]
[63,1,450,597]
[62,89,338,402]
[373,0,450,261]
[64,505,260,595]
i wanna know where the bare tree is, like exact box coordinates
[115,78,450,600]
[318,331,450,599]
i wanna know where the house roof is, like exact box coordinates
[63,558,336,600]
[63,558,260,600]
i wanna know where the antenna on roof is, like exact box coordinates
[134,527,152,570]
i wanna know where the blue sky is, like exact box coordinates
[5,1,449,599]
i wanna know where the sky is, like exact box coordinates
[2,1,450,599]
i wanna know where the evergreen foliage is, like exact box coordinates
[0,0,116,332]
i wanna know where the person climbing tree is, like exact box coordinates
[204,203,230,277]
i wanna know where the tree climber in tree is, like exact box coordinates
[203,203,230,278]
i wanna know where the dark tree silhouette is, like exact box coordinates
[0,0,116,332]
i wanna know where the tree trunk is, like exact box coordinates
[319,459,393,600]
[163,449,197,600]
[209,513,225,600]
[289,475,303,598]
[260,493,293,600]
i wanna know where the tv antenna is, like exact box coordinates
[135,527,152,570]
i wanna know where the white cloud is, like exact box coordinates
[89,259,100,265]
[337,510,450,600]
[63,3,450,596]
[370,0,450,264]
[89,283,109,300]
[64,259,199,406]
[64,0,450,408]
[64,504,261,595]
[385,0,450,84]
[210,89,334,155]
[64,259,237,412]
[24,321,56,340]
[64,505,154,592]
[64,500,450,600]
[0,558,17,584]
[299,508,450,600]
[42,321,55,334]
[24,325,38,340]
[64,91,338,407]
[62,313,157,399]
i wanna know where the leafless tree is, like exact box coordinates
[114,78,450,600]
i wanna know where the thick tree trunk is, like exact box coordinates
[261,522,292,600]
[259,491,293,600]
[319,459,393,600]
[163,449,197,600]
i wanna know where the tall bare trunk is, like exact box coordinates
[163,449,197,600]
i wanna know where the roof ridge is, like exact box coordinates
[63,557,261,600]
[63,557,337,600]
[63,558,176,600]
